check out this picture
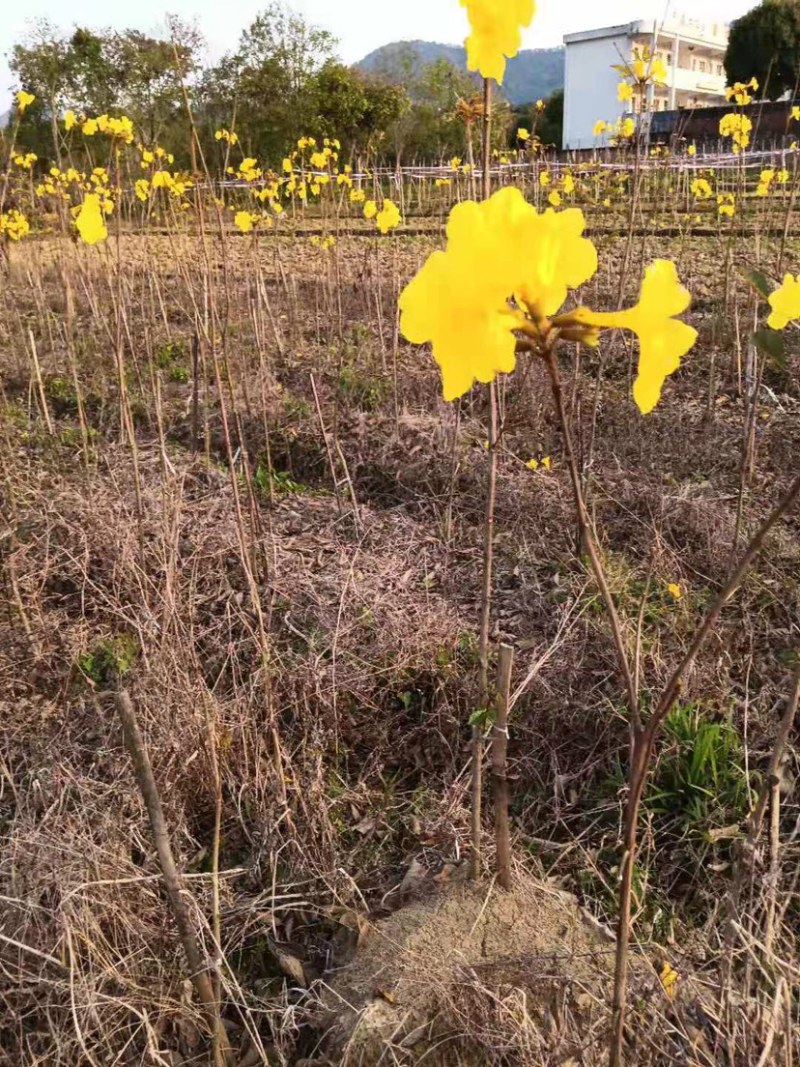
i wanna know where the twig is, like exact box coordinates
[114,689,233,1066]
[492,644,514,890]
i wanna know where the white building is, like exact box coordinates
[562,16,730,149]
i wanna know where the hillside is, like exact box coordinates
[357,39,564,105]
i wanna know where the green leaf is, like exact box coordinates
[752,328,786,368]
[741,269,772,300]
[468,706,495,729]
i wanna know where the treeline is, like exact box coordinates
[5,3,560,170]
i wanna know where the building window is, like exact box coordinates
[699,60,706,73]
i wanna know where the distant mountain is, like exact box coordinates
[357,40,564,105]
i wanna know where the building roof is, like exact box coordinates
[564,15,729,50]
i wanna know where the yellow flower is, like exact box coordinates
[526,458,539,470]
[0,209,30,241]
[568,261,697,414]
[399,187,596,400]
[535,98,545,112]
[82,117,98,136]
[234,210,255,233]
[64,109,77,131]
[461,0,536,83]
[767,274,800,329]
[539,171,551,187]
[687,143,696,156]
[75,194,108,245]
[16,90,35,113]
[547,189,562,207]
[777,168,790,183]
[450,156,462,171]
[617,82,634,103]
[134,178,150,202]
[717,193,735,218]
[650,57,668,84]
[667,583,682,600]
[375,199,401,234]
[517,127,530,141]
[562,174,575,195]
[593,120,608,136]
[719,112,751,151]
[350,188,366,202]
[435,177,451,188]
[690,177,712,200]
[792,106,800,122]
[659,961,679,998]
[363,199,378,220]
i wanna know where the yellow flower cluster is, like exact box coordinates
[234,209,271,233]
[13,152,38,169]
[767,274,800,329]
[375,199,401,234]
[460,0,536,83]
[690,177,712,200]
[215,128,239,145]
[16,90,36,114]
[615,45,667,102]
[0,209,31,241]
[80,114,135,143]
[756,168,775,197]
[717,192,735,217]
[73,194,108,245]
[310,234,336,250]
[399,186,696,412]
[725,78,758,105]
[719,113,752,152]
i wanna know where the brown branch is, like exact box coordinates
[114,690,232,1066]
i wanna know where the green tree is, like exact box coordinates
[535,89,564,149]
[198,2,336,161]
[308,63,410,158]
[725,0,800,100]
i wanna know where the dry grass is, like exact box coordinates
[1,222,799,1065]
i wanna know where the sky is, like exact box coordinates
[1,0,754,112]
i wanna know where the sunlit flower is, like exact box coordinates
[618,82,634,103]
[539,171,551,187]
[548,190,562,207]
[0,209,30,241]
[719,112,751,152]
[16,90,35,114]
[767,273,800,329]
[517,127,530,141]
[568,260,697,413]
[363,199,378,220]
[717,192,735,217]
[667,583,682,600]
[660,961,680,999]
[687,143,696,156]
[375,199,401,234]
[74,194,108,244]
[690,177,712,200]
[725,77,758,105]
[399,187,596,400]
[593,120,608,136]
[461,0,536,83]
[234,210,257,233]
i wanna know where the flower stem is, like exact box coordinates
[471,75,494,881]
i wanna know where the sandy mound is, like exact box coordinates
[316,868,620,1066]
